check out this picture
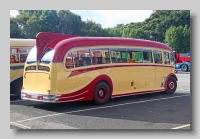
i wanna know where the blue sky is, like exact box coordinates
[10,10,153,28]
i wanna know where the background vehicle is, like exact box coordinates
[173,51,190,72]
[10,38,35,97]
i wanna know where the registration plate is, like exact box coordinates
[31,95,38,99]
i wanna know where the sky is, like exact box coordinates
[10,10,153,28]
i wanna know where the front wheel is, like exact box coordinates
[181,64,188,72]
[165,76,177,94]
[92,82,110,105]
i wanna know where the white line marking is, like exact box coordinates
[171,124,190,129]
[10,100,27,103]
[13,94,189,123]
[10,122,31,129]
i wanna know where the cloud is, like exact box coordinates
[10,10,153,28]
[71,10,153,28]
[10,10,19,17]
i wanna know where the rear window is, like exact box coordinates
[40,49,54,64]
[26,47,54,64]
[26,46,37,64]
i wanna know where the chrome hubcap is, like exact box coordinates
[169,82,175,89]
[98,90,104,97]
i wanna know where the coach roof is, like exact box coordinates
[36,32,172,62]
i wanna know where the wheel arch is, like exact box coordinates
[164,73,178,90]
[94,75,113,96]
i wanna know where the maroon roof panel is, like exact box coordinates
[35,32,172,63]
[36,32,76,61]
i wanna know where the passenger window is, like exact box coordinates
[91,48,110,65]
[10,54,18,63]
[110,48,127,63]
[142,50,153,63]
[65,51,77,69]
[163,52,170,64]
[153,50,162,64]
[10,48,31,63]
[20,54,28,63]
[65,49,93,69]
[170,53,175,65]
[127,48,143,63]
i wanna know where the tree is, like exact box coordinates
[165,25,190,53]
[129,28,150,40]
[80,20,107,37]
[10,17,23,38]
[57,10,82,35]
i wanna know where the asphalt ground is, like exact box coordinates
[10,71,190,130]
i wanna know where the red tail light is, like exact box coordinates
[38,96,43,100]
[26,94,31,98]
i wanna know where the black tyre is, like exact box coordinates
[181,64,188,72]
[10,77,23,98]
[92,82,110,105]
[165,76,177,94]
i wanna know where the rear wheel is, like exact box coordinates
[181,64,188,72]
[92,82,110,105]
[165,76,177,94]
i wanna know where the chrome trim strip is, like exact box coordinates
[58,97,84,103]
[60,90,88,99]
[21,91,61,97]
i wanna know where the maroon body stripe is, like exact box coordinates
[68,64,175,78]
[57,75,113,102]
[57,73,169,103]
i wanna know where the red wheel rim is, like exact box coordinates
[97,87,107,100]
[167,80,175,90]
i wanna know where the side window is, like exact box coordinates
[90,48,110,65]
[153,50,162,64]
[170,53,175,65]
[20,54,28,63]
[163,52,170,64]
[65,48,92,69]
[110,48,127,63]
[142,50,153,63]
[127,48,143,63]
[10,48,32,63]
[65,50,77,69]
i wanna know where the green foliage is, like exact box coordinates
[80,20,108,36]
[10,17,23,38]
[165,25,190,53]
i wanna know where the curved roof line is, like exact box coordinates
[35,32,172,62]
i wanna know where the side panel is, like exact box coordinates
[129,66,146,93]
[144,66,155,90]
[106,65,134,95]
[155,66,164,90]
[55,63,79,95]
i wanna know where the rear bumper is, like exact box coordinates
[21,92,61,102]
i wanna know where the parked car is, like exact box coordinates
[175,61,190,72]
